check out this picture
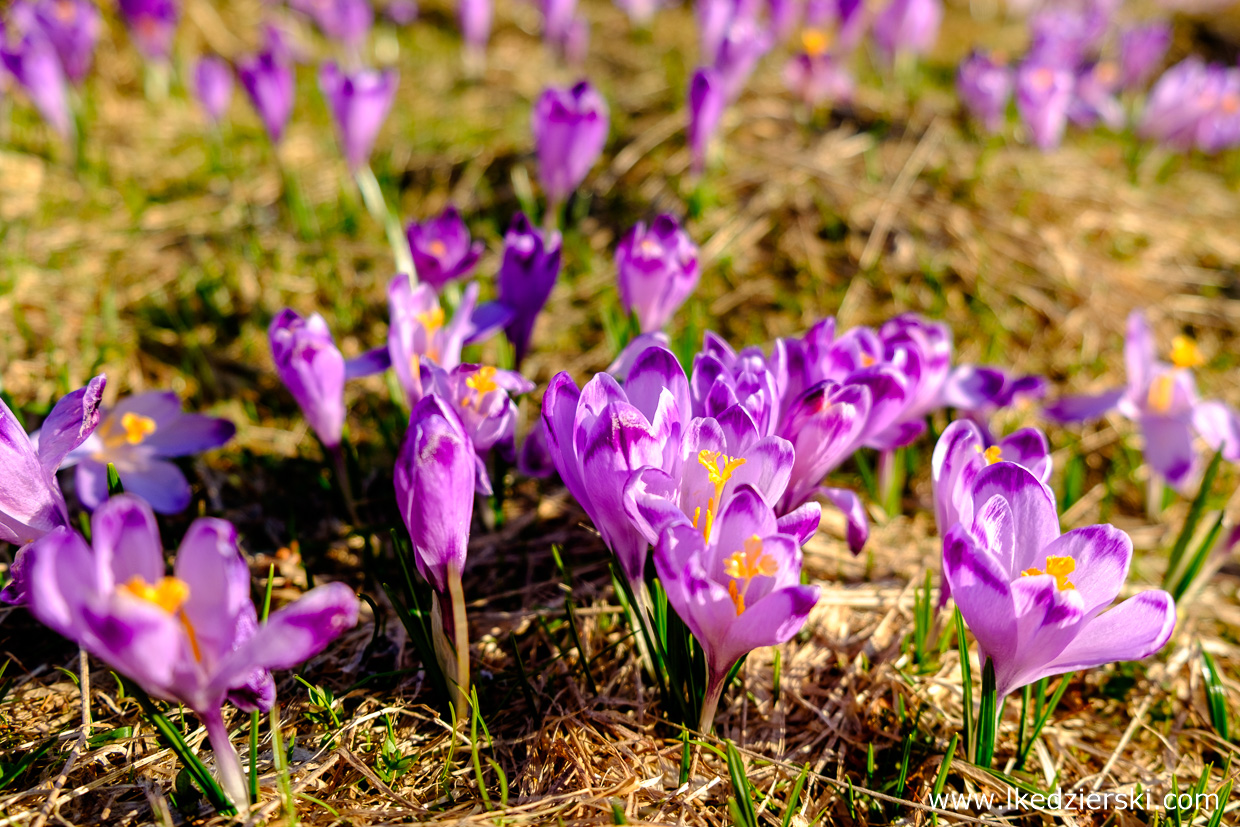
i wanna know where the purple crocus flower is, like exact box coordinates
[24,495,358,807]
[690,332,784,438]
[1016,61,1074,150]
[269,309,346,450]
[932,419,1051,604]
[697,0,738,65]
[319,62,398,171]
[406,207,484,290]
[1119,22,1170,91]
[543,0,577,48]
[944,462,1176,699]
[687,67,726,175]
[56,393,235,515]
[1044,311,1240,492]
[237,48,295,144]
[1139,58,1213,152]
[0,33,72,140]
[193,55,233,125]
[654,486,819,730]
[784,45,854,108]
[395,394,474,594]
[616,215,699,334]
[958,50,1012,133]
[0,374,105,606]
[542,345,692,584]
[385,0,419,25]
[497,212,563,366]
[872,0,941,64]
[418,362,535,492]
[531,81,610,209]
[117,0,179,62]
[713,16,773,102]
[292,0,374,51]
[458,0,492,58]
[13,0,100,84]
[1068,61,1124,130]
[1026,7,1107,70]
[1195,68,1240,154]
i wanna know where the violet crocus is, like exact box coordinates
[687,67,726,175]
[118,0,179,62]
[932,419,1051,604]
[57,393,235,515]
[24,494,359,808]
[497,212,563,366]
[269,309,347,450]
[696,0,737,65]
[1119,22,1170,91]
[654,486,819,731]
[237,48,295,144]
[0,33,72,140]
[387,275,492,402]
[458,0,491,61]
[417,362,535,493]
[319,62,398,171]
[713,16,773,102]
[872,0,942,64]
[13,0,100,84]
[784,44,854,109]
[615,215,700,334]
[1138,58,1213,152]
[958,51,1013,133]
[385,0,419,25]
[406,207,484,290]
[943,462,1176,699]
[1044,311,1240,493]
[531,81,609,209]
[542,0,576,48]
[292,0,374,52]
[193,55,233,125]
[1016,61,1074,150]
[1068,61,1124,130]
[542,345,692,585]
[0,374,105,606]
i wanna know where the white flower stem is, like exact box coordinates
[355,164,416,280]
[698,671,726,735]
[448,570,471,721]
[202,707,250,811]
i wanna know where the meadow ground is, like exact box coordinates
[2,0,1240,824]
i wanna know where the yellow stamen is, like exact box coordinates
[1020,555,1076,591]
[1170,335,1204,369]
[120,412,157,445]
[465,366,500,410]
[983,445,1003,465]
[416,306,445,334]
[860,353,877,367]
[724,535,780,615]
[802,28,831,57]
[122,575,204,661]
[1147,374,1175,414]
[696,450,747,542]
[428,240,448,258]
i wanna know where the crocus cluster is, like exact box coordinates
[24,495,358,807]
[1139,58,1240,154]
[957,7,1175,150]
[0,0,100,140]
[1044,311,1240,493]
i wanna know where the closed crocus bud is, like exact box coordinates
[687,67,726,175]
[297,0,373,51]
[958,51,1012,133]
[497,212,563,366]
[194,55,233,125]
[1119,22,1171,90]
[531,81,609,208]
[713,17,773,101]
[118,0,179,61]
[319,62,398,171]
[406,206,484,290]
[784,49,854,108]
[1068,61,1124,130]
[872,0,941,64]
[616,215,700,334]
[395,394,475,594]
[237,48,295,144]
[0,34,72,140]
[18,0,100,84]
[385,0,419,24]
[543,0,576,45]
[1016,62,1074,150]
[696,0,735,65]
[269,309,346,450]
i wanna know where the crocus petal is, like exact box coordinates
[996,428,1053,483]
[624,346,691,430]
[1037,590,1176,678]
[118,458,194,515]
[942,525,1017,669]
[608,332,672,381]
[775,502,821,546]
[1042,389,1124,423]
[714,583,819,676]
[969,462,1060,573]
[820,486,868,554]
[344,347,394,380]
[1193,400,1240,462]
[74,460,110,512]
[174,518,255,670]
[1124,311,1155,397]
[1037,524,1131,618]
[90,495,164,587]
[36,374,107,476]
[623,466,689,545]
[210,582,359,698]
[22,527,97,636]
[465,301,516,345]
[998,575,1084,697]
[1139,414,1197,492]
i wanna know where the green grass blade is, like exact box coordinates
[975,659,998,769]
[1165,450,1223,589]
[1170,511,1225,602]
[725,740,759,827]
[929,733,958,827]
[106,462,124,496]
[1019,672,1074,768]
[1201,648,1230,740]
[954,609,974,761]
[781,762,809,827]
